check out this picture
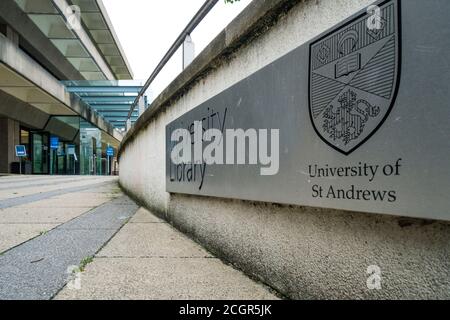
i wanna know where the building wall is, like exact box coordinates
[0,117,20,173]
[0,118,8,172]
[119,0,450,299]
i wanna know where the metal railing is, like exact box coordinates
[127,0,219,120]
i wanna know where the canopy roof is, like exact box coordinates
[64,80,144,129]
[15,0,133,80]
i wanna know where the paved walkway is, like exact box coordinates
[0,176,276,300]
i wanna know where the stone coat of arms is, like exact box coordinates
[309,0,400,155]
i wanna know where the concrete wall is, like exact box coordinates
[0,33,123,143]
[0,117,20,173]
[0,90,50,130]
[118,0,450,299]
[0,0,84,81]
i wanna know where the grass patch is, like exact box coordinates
[79,256,94,272]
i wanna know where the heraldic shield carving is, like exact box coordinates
[309,0,400,155]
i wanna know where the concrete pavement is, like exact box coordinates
[0,176,121,254]
[0,176,133,299]
[58,258,277,300]
[56,207,278,300]
[0,175,278,300]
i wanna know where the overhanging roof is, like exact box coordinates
[0,32,123,142]
[14,0,133,81]
[64,80,143,129]
[71,0,134,79]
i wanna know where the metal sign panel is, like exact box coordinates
[15,145,27,157]
[107,147,114,157]
[166,0,450,221]
[50,137,59,150]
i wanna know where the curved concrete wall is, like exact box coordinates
[119,0,450,299]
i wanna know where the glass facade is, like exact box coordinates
[16,116,117,176]
[31,132,49,174]
[1,81,130,175]
[78,119,116,176]
[62,80,144,131]
[80,119,102,176]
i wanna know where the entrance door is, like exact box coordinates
[57,142,66,174]
[50,141,70,175]
[31,133,49,174]
[92,137,97,175]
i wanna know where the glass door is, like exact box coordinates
[57,142,66,174]
[41,133,49,174]
[92,137,97,175]
[32,134,42,174]
[31,133,49,174]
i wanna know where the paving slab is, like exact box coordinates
[78,186,122,194]
[129,208,164,223]
[0,207,89,224]
[0,176,63,183]
[0,224,58,254]
[17,197,112,208]
[59,197,139,230]
[98,223,212,258]
[0,181,115,209]
[55,257,278,300]
[0,176,277,300]
[56,207,278,300]
[50,193,115,201]
[0,177,89,191]
[0,178,114,200]
[0,229,119,299]
[0,184,139,300]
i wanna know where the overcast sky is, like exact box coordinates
[102,0,252,97]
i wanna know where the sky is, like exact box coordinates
[102,0,252,98]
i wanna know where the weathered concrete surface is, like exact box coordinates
[119,0,304,154]
[129,207,164,223]
[0,176,138,299]
[98,223,212,258]
[0,176,115,201]
[0,223,58,254]
[56,258,278,300]
[0,176,277,300]
[0,207,92,224]
[17,195,112,209]
[56,208,278,300]
[118,0,450,299]
[0,176,120,254]
[0,176,89,191]
[168,194,450,300]
[119,0,377,212]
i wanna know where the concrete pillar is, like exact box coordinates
[182,34,195,70]
[0,118,20,173]
[0,118,9,173]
